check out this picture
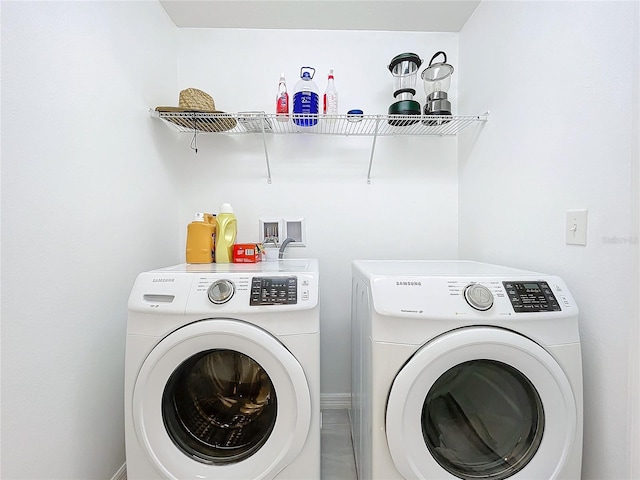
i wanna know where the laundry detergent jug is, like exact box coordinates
[186,212,216,263]
[215,203,237,263]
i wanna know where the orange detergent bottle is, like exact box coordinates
[186,212,216,263]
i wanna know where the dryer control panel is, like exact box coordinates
[503,281,561,312]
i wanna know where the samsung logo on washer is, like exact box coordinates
[396,281,422,286]
[152,278,175,283]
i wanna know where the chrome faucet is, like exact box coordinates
[263,236,279,248]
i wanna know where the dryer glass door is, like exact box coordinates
[385,327,578,480]
[162,349,278,465]
[422,359,544,478]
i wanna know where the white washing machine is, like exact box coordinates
[125,260,320,480]
[351,260,583,480]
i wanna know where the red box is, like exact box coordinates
[232,243,263,263]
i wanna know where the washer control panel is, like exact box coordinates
[503,281,561,312]
[250,276,298,305]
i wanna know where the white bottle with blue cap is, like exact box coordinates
[292,67,319,127]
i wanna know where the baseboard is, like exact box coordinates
[112,395,349,479]
[320,393,351,410]
[111,463,127,480]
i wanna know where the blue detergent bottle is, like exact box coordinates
[292,67,319,126]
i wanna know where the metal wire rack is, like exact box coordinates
[151,110,489,183]
[153,111,487,136]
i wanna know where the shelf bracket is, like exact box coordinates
[366,116,381,184]
[261,118,272,184]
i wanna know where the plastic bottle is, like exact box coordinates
[292,67,319,127]
[204,213,217,260]
[276,73,289,122]
[186,212,216,264]
[215,203,237,263]
[323,68,338,116]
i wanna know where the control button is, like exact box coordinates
[302,290,309,301]
[464,283,494,311]
[207,279,235,304]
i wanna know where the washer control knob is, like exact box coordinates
[464,283,494,311]
[207,279,235,304]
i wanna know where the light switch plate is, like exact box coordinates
[566,210,588,246]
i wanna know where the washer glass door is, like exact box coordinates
[133,319,312,480]
[162,349,278,465]
[423,359,544,478]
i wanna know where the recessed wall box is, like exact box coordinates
[259,217,306,247]
[259,218,284,245]
[284,218,306,246]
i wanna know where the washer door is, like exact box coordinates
[132,319,311,479]
[386,327,577,479]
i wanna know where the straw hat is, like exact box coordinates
[155,88,237,132]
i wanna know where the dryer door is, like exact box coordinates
[132,319,311,479]
[386,327,578,479]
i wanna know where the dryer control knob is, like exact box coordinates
[464,283,494,311]
[207,279,235,304]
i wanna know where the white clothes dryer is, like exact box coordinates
[351,260,583,480]
[125,260,320,480]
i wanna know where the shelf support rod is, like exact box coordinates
[366,116,381,184]
[261,116,272,184]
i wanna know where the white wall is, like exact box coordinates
[2,2,638,479]
[1,1,179,478]
[173,28,460,396]
[459,1,640,478]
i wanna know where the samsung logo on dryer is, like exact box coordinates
[396,281,422,286]
[152,278,175,283]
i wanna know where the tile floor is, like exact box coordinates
[321,409,357,480]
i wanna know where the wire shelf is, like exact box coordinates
[152,110,488,136]
[150,109,488,184]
